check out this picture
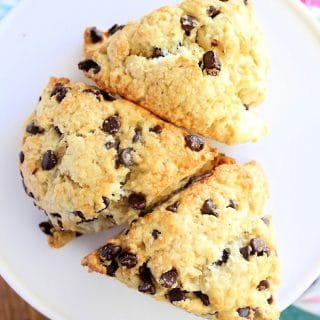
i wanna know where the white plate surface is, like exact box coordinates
[0,0,320,319]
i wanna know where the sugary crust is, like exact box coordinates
[81,0,269,145]
[83,162,280,320]
[20,77,214,233]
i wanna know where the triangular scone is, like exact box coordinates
[20,77,215,235]
[83,162,280,320]
[79,0,269,145]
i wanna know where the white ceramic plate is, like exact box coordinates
[0,0,320,319]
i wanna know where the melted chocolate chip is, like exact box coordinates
[117,148,133,167]
[51,213,63,229]
[26,122,44,135]
[100,90,117,101]
[138,263,156,295]
[78,59,101,74]
[41,150,57,170]
[185,135,204,152]
[108,24,124,35]
[152,48,165,58]
[194,291,210,306]
[207,6,220,19]
[83,87,102,101]
[105,141,115,150]
[166,201,180,213]
[149,125,162,134]
[19,151,24,164]
[215,249,230,266]
[166,288,186,303]
[90,27,103,43]
[201,199,218,217]
[267,296,273,305]
[257,280,270,291]
[99,243,122,261]
[102,115,121,135]
[139,208,154,217]
[227,200,238,209]
[128,193,146,210]
[203,51,221,75]
[160,268,178,288]
[240,245,252,261]
[73,211,86,221]
[118,251,138,268]
[54,126,62,136]
[132,128,142,143]
[106,260,119,276]
[102,196,110,209]
[152,229,161,240]
[237,307,250,318]
[187,172,212,187]
[39,221,53,236]
[180,15,198,36]
[51,83,69,102]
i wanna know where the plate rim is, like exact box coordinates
[0,0,320,318]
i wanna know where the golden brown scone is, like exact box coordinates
[19,77,215,234]
[79,0,269,145]
[83,162,280,320]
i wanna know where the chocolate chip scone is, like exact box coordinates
[20,77,215,235]
[80,0,269,145]
[83,162,280,320]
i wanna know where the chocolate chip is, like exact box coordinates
[152,48,165,58]
[99,243,122,261]
[149,125,162,134]
[201,199,218,217]
[118,251,138,268]
[100,90,117,101]
[166,288,186,303]
[166,201,180,213]
[51,83,69,102]
[257,280,269,291]
[90,27,103,43]
[102,115,121,135]
[237,307,250,318]
[187,172,212,187]
[51,213,63,229]
[180,15,198,36]
[83,87,102,101]
[261,216,270,225]
[54,126,62,136]
[117,148,133,167]
[160,268,178,288]
[73,211,86,221]
[194,291,210,306]
[215,249,230,266]
[21,178,34,199]
[227,200,238,209]
[240,245,252,261]
[244,0,248,5]
[203,51,221,75]
[139,208,154,217]
[108,24,124,35]
[76,232,83,237]
[128,193,146,210]
[138,263,156,295]
[19,151,24,164]
[41,150,57,170]
[244,104,250,111]
[211,39,219,47]
[207,6,220,19]
[105,141,115,149]
[185,135,204,152]
[103,196,110,209]
[39,96,42,101]
[132,128,142,143]
[267,296,273,305]
[106,260,119,276]
[152,229,161,240]
[250,238,266,254]
[39,221,53,236]
[78,59,101,74]
[26,122,44,135]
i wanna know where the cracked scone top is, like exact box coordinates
[80,0,269,145]
[83,162,280,320]
[19,77,215,234]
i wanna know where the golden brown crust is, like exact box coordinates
[20,77,215,234]
[83,162,280,320]
[81,0,269,145]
